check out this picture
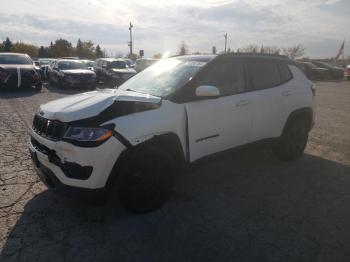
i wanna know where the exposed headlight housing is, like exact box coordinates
[58,71,64,77]
[63,124,114,147]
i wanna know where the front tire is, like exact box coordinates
[34,83,42,92]
[275,118,309,161]
[115,146,176,213]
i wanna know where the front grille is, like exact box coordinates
[70,74,91,82]
[32,115,67,140]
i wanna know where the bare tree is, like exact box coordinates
[240,44,260,53]
[282,44,305,60]
[177,41,189,56]
[261,46,281,55]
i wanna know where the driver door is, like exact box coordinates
[184,58,253,162]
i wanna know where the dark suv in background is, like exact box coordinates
[94,58,136,86]
[312,61,344,80]
[298,61,330,80]
[48,59,96,89]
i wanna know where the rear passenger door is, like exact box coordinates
[246,59,292,142]
[185,58,253,162]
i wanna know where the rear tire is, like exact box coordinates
[115,146,176,213]
[275,118,309,161]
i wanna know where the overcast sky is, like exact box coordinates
[0,0,349,58]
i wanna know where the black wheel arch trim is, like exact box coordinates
[282,107,314,135]
[105,132,186,190]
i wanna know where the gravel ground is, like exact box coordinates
[0,81,349,262]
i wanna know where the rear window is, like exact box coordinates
[249,60,280,90]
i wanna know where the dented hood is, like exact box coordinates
[39,88,161,122]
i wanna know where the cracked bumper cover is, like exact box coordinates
[29,128,126,193]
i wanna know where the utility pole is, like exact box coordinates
[224,33,228,53]
[128,22,133,55]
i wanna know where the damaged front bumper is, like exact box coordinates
[0,68,41,89]
[29,128,126,195]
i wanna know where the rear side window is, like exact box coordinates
[198,60,244,96]
[248,60,280,90]
[278,63,293,83]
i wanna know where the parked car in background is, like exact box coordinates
[0,53,42,91]
[134,58,158,72]
[38,58,56,79]
[298,61,330,80]
[48,59,96,89]
[312,61,344,80]
[33,59,40,67]
[29,53,315,213]
[32,59,44,78]
[94,58,136,86]
[124,58,134,68]
[344,65,350,81]
[81,59,95,70]
[60,57,79,60]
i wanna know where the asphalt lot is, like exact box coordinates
[0,81,350,262]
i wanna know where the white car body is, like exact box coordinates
[29,54,315,197]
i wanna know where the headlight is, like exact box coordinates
[63,125,114,146]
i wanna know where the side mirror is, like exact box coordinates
[195,85,220,98]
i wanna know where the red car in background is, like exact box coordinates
[0,53,42,91]
[345,65,350,81]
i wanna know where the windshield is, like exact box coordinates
[39,59,54,65]
[136,59,157,67]
[58,61,85,70]
[83,61,94,67]
[119,58,207,97]
[110,61,127,69]
[0,54,32,65]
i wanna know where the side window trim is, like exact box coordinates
[277,62,293,84]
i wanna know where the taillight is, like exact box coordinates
[310,84,316,96]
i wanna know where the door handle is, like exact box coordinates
[282,91,291,97]
[236,100,250,107]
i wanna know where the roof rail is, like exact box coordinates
[220,52,289,59]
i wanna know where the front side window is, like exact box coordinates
[249,60,281,90]
[197,60,244,96]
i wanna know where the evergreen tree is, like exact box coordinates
[3,37,13,52]
[95,44,104,58]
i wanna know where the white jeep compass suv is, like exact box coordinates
[29,53,315,213]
